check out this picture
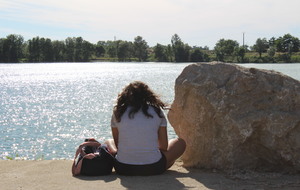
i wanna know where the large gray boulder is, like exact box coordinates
[168,62,300,172]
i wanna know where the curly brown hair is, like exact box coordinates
[113,81,167,122]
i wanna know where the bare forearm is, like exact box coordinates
[112,127,119,148]
[72,157,83,176]
[158,127,168,151]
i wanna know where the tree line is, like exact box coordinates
[0,33,299,63]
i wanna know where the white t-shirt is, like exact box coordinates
[111,106,167,165]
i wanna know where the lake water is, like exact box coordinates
[1,62,299,160]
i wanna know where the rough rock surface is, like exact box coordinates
[168,62,300,172]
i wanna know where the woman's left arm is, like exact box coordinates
[112,127,119,148]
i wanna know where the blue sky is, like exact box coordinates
[0,0,299,49]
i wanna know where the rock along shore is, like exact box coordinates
[168,62,300,172]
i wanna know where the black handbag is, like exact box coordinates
[80,146,114,176]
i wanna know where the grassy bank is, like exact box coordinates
[91,51,300,63]
[241,52,300,63]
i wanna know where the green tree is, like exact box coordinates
[52,40,65,62]
[171,34,190,62]
[0,34,24,62]
[275,34,300,52]
[74,37,83,61]
[214,39,239,62]
[234,46,246,63]
[63,37,93,62]
[133,36,149,61]
[117,41,133,61]
[95,41,106,57]
[27,37,54,62]
[215,49,224,62]
[81,40,94,62]
[267,46,276,58]
[105,40,118,58]
[27,37,41,62]
[253,38,269,58]
[65,37,76,62]
[166,44,173,62]
[153,43,168,62]
[269,37,276,47]
[0,38,5,62]
[190,48,204,62]
[40,38,54,62]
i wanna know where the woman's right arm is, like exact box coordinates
[158,126,168,151]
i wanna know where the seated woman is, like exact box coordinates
[106,81,186,175]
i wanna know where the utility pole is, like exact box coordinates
[243,32,245,48]
[114,36,117,59]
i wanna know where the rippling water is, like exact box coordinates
[0,63,190,160]
[0,62,299,160]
